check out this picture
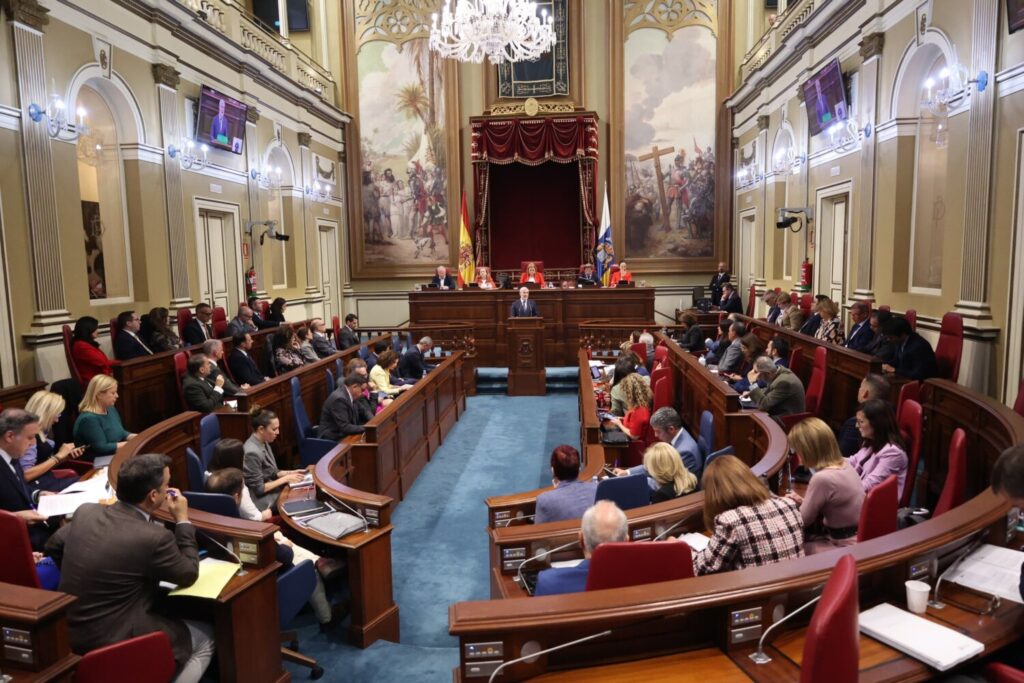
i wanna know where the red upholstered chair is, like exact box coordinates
[745,284,756,317]
[779,346,827,432]
[653,345,668,367]
[621,439,646,469]
[585,541,693,591]
[933,428,967,517]
[1014,379,1024,419]
[857,475,898,542]
[897,399,923,508]
[520,261,544,275]
[986,663,1024,683]
[75,632,176,683]
[0,510,41,588]
[62,324,85,388]
[878,305,891,312]
[108,317,118,342]
[173,351,189,411]
[790,292,798,305]
[800,293,813,319]
[905,308,917,331]
[332,315,341,343]
[896,381,920,424]
[800,554,859,683]
[176,308,193,343]
[787,347,804,380]
[629,342,647,364]
[211,306,228,339]
[256,299,270,318]
[934,312,964,382]
[653,376,673,412]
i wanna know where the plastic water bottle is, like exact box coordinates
[699,355,707,367]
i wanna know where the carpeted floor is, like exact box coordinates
[281,391,580,681]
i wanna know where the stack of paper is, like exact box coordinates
[38,470,114,517]
[942,543,1024,604]
[859,603,984,671]
[681,533,710,552]
[165,558,239,599]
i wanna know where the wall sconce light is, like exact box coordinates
[304,181,331,202]
[828,117,872,154]
[167,139,208,170]
[922,63,989,116]
[735,161,763,189]
[251,166,283,190]
[26,88,88,141]
[772,148,806,175]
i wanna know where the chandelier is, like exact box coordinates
[429,0,556,65]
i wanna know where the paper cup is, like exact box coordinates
[905,580,930,614]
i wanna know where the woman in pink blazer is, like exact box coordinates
[849,399,908,500]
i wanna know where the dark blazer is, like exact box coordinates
[799,313,822,337]
[338,326,360,350]
[675,325,706,353]
[0,456,50,551]
[311,332,336,358]
[892,333,939,381]
[182,318,212,346]
[709,271,730,305]
[228,348,264,387]
[766,306,781,324]
[510,298,539,317]
[720,292,742,314]
[45,502,199,668]
[844,321,875,352]
[208,365,241,395]
[578,272,601,286]
[398,348,428,380]
[318,388,366,441]
[430,274,457,289]
[225,317,256,339]
[354,393,377,424]
[182,374,225,413]
[113,331,152,361]
[866,334,897,364]
[251,312,277,330]
[838,416,861,457]
[534,559,590,596]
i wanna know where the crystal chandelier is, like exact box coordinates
[429,0,556,65]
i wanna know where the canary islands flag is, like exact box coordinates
[458,191,475,287]
[595,185,616,286]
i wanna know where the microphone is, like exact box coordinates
[653,516,689,541]
[195,527,247,577]
[486,629,613,683]
[930,530,990,610]
[319,487,370,533]
[749,594,823,664]
[515,539,580,596]
[499,513,535,528]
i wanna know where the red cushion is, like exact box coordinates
[1014,379,1024,419]
[987,663,1024,683]
[62,324,84,388]
[76,632,175,683]
[173,351,189,411]
[933,428,967,517]
[800,554,859,683]
[585,542,693,591]
[934,312,964,382]
[805,346,828,416]
[857,475,898,542]
[0,511,41,588]
[897,400,923,508]
[520,260,544,274]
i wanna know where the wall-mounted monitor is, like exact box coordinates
[802,58,848,138]
[194,85,247,154]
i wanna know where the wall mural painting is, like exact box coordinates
[623,2,717,260]
[357,38,448,265]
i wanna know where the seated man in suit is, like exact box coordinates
[0,409,57,551]
[398,336,432,381]
[881,316,938,381]
[777,296,804,331]
[763,291,780,324]
[225,305,257,338]
[309,318,336,358]
[864,310,896,362]
[338,313,360,350]
[202,339,245,394]
[718,282,743,314]
[346,358,390,421]
[113,310,154,360]
[613,407,702,483]
[46,453,214,681]
[510,287,539,317]
[535,445,598,524]
[247,297,277,330]
[716,321,746,374]
[182,353,226,413]
[709,261,730,306]
[182,303,214,346]
[318,373,369,441]
[844,301,875,352]
[227,332,268,387]
[837,373,890,457]
[534,500,628,596]
[577,262,601,287]
[430,265,457,290]
[744,356,806,417]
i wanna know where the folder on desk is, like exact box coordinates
[166,558,239,599]
[859,603,984,671]
[306,511,364,539]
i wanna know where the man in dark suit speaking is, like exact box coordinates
[318,373,369,441]
[511,286,539,317]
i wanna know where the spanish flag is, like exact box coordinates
[458,191,475,287]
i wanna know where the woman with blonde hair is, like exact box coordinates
[20,391,84,490]
[691,455,804,575]
[369,349,412,397]
[519,261,545,286]
[786,418,865,553]
[476,266,496,289]
[814,299,845,345]
[644,442,698,503]
[73,375,134,460]
[605,373,655,446]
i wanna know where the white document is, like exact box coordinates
[289,472,314,488]
[681,533,710,552]
[550,559,584,569]
[859,603,984,671]
[943,543,1024,604]
[61,470,110,496]
[37,491,103,517]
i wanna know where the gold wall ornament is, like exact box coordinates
[524,97,540,116]
[623,0,717,39]
[355,0,438,48]
[489,101,576,116]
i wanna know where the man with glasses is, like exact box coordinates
[226,305,258,338]
[182,303,214,346]
[114,310,154,360]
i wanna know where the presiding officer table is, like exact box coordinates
[408,288,655,367]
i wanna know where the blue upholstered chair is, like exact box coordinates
[278,560,324,678]
[290,377,337,467]
[594,473,649,511]
[325,368,335,395]
[183,491,239,518]
[199,413,221,470]
[185,447,205,492]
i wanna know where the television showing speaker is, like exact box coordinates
[194,85,247,154]
[802,58,849,138]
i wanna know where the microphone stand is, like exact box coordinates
[499,514,535,528]
[319,487,370,533]
[196,528,247,577]
[930,531,999,614]
[653,516,689,541]
[486,629,613,683]
[515,540,580,596]
[748,595,822,664]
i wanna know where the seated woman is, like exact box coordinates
[369,350,412,397]
[674,313,705,353]
[605,373,655,447]
[519,261,545,287]
[724,333,766,390]
[785,418,865,554]
[609,261,634,287]
[535,445,597,524]
[143,307,181,352]
[242,409,308,511]
[645,442,698,503]
[475,266,496,289]
[268,297,288,324]
[70,316,112,385]
[814,299,845,345]
[73,375,134,461]
[691,455,804,575]
[294,326,319,363]
[849,398,908,499]
[272,326,306,374]
[22,391,83,491]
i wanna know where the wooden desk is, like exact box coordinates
[0,381,47,410]
[0,582,78,682]
[408,289,655,366]
[506,317,545,395]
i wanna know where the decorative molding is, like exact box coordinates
[874,118,918,142]
[92,36,112,78]
[297,131,312,147]
[120,143,165,164]
[151,63,180,89]
[795,83,805,102]
[1,0,49,29]
[757,115,770,131]
[623,0,717,38]
[246,106,260,123]
[859,31,884,60]
[488,101,577,116]
[0,104,21,131]
[354,0,435,47]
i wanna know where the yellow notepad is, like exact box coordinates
[168,558,239,599]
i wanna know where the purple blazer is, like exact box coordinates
[849,442,908,500]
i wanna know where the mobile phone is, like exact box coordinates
[602,465,618,477]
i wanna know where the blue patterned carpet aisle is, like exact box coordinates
[281,392,580,682]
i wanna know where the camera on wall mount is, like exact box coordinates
[776,207,813,232]
[245,220,291,245]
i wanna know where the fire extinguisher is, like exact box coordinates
[800,259,813,289]
[246,267,258,296]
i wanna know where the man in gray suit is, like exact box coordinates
[746,356,806,417]
[225,304,258,338]
[534,445,597,524]
[716,322,746,374]
[309,318,336,358]
[46,453,215,682]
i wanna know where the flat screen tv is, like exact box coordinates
[194,86,247,154]
[802,58,848,138]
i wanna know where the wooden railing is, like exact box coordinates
[355,323,477,395]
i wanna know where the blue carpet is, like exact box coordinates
[282,393,580,681]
